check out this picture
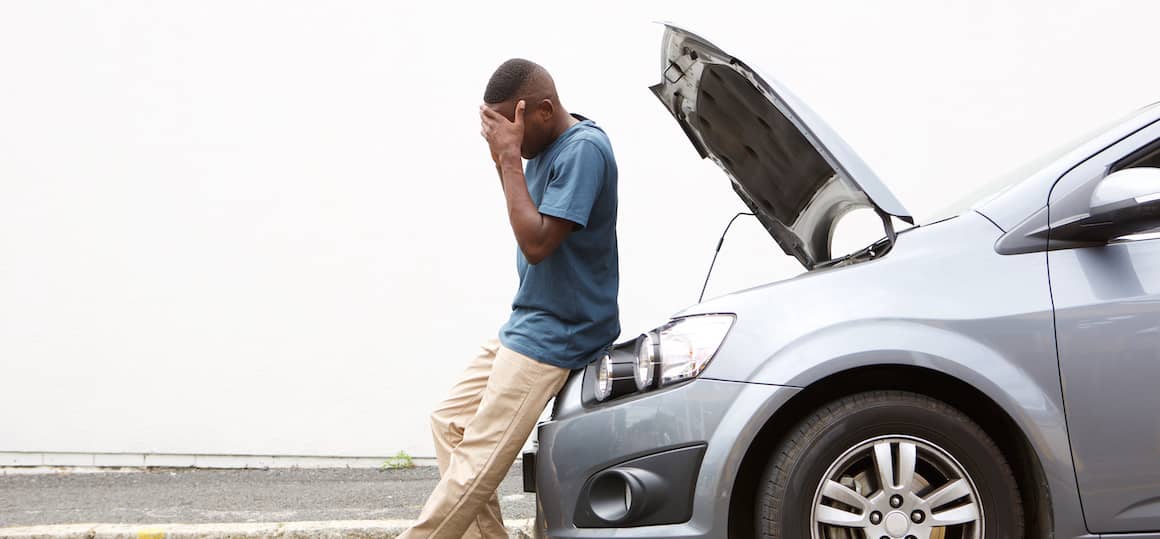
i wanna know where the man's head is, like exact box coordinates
[483,59,565,159]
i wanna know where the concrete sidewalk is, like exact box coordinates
[0,465,533,538]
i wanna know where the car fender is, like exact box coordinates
[682,211,1087,536]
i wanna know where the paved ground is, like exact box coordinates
[0,464,533,528]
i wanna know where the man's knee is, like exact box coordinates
[430,408,465,440]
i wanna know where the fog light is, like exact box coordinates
[585,467,665,525]
[589,471,633,523]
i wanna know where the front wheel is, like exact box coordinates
[757,390,1023,539]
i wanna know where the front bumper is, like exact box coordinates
[531,376,799,538]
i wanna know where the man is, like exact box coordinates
[399,59,619,538]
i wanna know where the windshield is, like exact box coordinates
[931,111,1142,222]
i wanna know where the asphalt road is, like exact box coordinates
[0,464,533,527]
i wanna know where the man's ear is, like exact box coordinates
[536,98,554,121]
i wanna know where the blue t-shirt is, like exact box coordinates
[499,115,620,370]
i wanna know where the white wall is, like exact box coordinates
[2,0,1158,459]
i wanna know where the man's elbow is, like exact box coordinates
[520,243,553,265]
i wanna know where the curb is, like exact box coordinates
[0,520,533,539]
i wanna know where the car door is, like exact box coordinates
[1049,119,1160,533]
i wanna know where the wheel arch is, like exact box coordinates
[726,364,1053,539]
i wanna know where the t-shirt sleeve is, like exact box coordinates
[538,140,606,229]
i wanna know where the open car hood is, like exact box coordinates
[650,24,913,269]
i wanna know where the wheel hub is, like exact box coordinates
[883,511,909,536]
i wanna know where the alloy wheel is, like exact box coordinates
[810,435,983,539]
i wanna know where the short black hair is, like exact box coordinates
[484,58,541,104]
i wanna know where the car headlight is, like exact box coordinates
[589,314,734,404]
[634,332,657,391]
[654,314,734,386]
[594,351,638,402]
[595,353,614,401]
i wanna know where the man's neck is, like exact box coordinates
[547,111,581,142]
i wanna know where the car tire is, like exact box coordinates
[756,390,1023,539]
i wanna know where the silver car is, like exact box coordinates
[524,24,1160,539]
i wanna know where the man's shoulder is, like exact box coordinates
[559,125,614,163]
[573,122,611,146]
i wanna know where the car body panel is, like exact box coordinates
[537,378,799,538]
[1047,118,1160,533]
[649,24,911,269]
[1051,239,1160,533]
[675,211,1086,536]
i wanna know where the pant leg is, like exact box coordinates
[426,338,507,539]
[429,338,500,473]
[401,345,570,539]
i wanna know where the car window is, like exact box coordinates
[1111,139,1160,172]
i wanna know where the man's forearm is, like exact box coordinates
[498,154,552,261]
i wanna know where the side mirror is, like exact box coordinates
[1054,167,1160,244]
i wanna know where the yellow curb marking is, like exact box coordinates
[137,528,166,539]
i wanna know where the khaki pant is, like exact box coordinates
[400,338,570,539]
